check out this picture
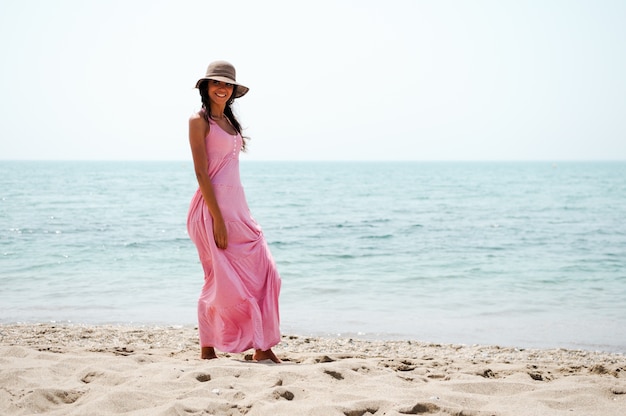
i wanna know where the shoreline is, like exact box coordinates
[3,319,624,354]
[1,323,625,415]
[1,322,624,358]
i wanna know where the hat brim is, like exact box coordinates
[195,76,249,98]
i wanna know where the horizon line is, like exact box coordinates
[1,159,626,163]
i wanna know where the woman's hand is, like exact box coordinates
[213,217,228,249]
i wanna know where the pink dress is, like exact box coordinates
[187,118,281,353]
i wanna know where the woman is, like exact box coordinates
[187,60,281,363]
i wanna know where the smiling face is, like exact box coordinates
[207,79,234,105]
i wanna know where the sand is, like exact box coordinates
[0,323,624,416]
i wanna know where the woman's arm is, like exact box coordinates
[189,114,228,249]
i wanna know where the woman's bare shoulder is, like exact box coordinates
[189,112,209,129]
[189,111,205,123]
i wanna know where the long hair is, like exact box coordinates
[198,80,248,151]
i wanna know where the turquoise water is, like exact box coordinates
[1,161,625,352]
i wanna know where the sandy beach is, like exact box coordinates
[1,324,624,416]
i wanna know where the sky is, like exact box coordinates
[1,0,625,161]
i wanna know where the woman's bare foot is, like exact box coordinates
[253,348,281,363]
[201,346,218,360]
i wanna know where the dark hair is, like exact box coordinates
[198,80,248,151]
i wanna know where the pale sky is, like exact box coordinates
[1,0,625,161]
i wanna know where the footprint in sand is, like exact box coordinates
[323,369,344,380]
[272,387,295,401]
[80,371,102,384]
[398,402,441,414]
[194,372,211,382]
[20,388,84,412]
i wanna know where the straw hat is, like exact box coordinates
[194,60,249,98]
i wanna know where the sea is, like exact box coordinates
[1,161,625,353]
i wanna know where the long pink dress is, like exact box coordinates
[187,118,281,353]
